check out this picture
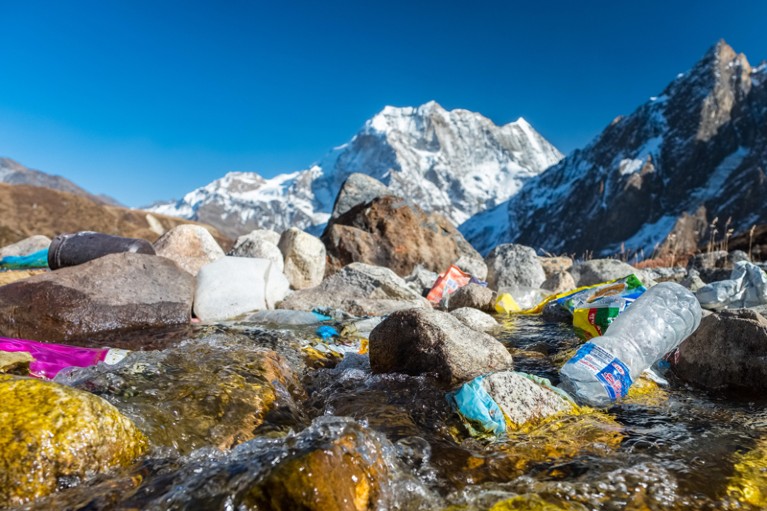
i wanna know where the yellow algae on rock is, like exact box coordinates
[490,494,589,511]
[0,375,147,507]
[621,376,668,407]
[726,437,767,507]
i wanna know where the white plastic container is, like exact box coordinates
[559,282,702,407]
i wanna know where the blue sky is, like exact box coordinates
[1,1,766,207]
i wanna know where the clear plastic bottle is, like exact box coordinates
[0,337,129,379]
[559,282,702,407]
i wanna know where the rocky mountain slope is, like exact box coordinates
[462,40,767,258]
[0,183,231,249]
[148,101,563,238]
[0,157,121,206]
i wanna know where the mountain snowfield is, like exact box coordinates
[148,101,563,238]
[461,40,767,257]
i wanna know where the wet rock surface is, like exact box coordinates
[0,253,194,341]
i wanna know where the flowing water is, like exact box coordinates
[13,314,767,510]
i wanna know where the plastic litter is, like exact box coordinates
[695,261,767,310]
[498,286,549,310]
[48,231,155,270]
[494,293,521,315]
[315,325,339,340]
[244,309,329,325]
[559,282,701,407]
[0,248,49,269]
[426,265,472,304]
[0,337,129,379]
[447,376,507,437]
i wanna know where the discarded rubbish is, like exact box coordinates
[48,231,155,270]
[0,337,129,379]
[426,265,473,304]
[245,309,330,325]
[447,375,507,437]
[521,274,646,315]
[559,282,701,407]
[315,325,339,340]
[696,261,767,310]
[0,248,49,269]
[494,293,521,315]
[340,317,384,341]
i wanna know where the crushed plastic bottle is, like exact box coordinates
[559,282,702,407]
[0,337,129,379]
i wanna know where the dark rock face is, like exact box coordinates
[330,172,391,219]
[463,40,767,258]
[672,309,767,392]
[0,253,194,341]
[368,308,513,387]
[322,195,482,277]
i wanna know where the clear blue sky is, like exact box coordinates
[1,1,766,207]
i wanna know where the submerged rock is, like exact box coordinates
[0,375,147,507]
[279,227,326,290]
[279,262,431,316]
[369,308,513,386]
[0,350,32,375]
[0,252,194,341]
[153,224,225,276]
[672,309,767,392]
[486,244,546,290]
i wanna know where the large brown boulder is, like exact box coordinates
[0,252,194,341]
[369,308,513,387]
[0,375,147,507]
[322,195,482,277]
[672,309,767,392]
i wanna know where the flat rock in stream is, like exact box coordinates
[672,309,767,392]
[369,308,513,387]
[0,252,194,341]
[0,375,147,507]
[278,262,430,316]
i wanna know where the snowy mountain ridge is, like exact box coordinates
[148,101,563,238]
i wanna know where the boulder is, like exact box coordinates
[279,227,326,290]
[227,234,284,272]
[539,255,573,277]
[194,257,290,321]
[153,224,225,276]
[404,264,439,296]
[61,340,304,453]
[238,228,281,247]
[369,308,513,386]
[322,195,482,278]
[541,270,576,294]
[455,254,488,281]
[0,375,146,507]
[450,307,498,333]
[482,371,574,429]
[0,253,194,341]
[446,283,495,312]
[331,173,391,219]
[485,244,546,290]
[571,258,640,287]
[672,309,767,392]
[0,234,50,259]
[279,262,430,317]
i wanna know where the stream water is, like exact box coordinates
[13,314,767,510]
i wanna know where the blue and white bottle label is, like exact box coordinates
[568,342,632,400]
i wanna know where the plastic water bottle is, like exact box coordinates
[559,282,701,407]
[0,337,129,379]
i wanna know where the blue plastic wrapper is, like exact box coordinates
[447,376,506,437]
[0,248,49,269]
[315,325,339,340]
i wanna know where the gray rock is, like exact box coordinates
[153,224,225,276]
[680,269,706,292]
[485,244,546,290]
[481,371,572,428]
[278,262,430,316]
[232,229,281,249]
[194,257,290,321]
[571,259,641,287]
[0,235,51,259]
[369,308,513,387]
[331,173,391,219]
[227,235,284,272]
[278,227,326,290]
[541,270,576,294]
[404,264,438,296]
[455,254,488,281]
[0,253,194,341]
[449,307,499,333]
[446,283,494,312]
[672,309,767,392]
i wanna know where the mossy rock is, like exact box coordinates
[0,350,32,375]
[727,437,767,507]
[0,375,147,507]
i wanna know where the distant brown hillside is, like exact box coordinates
[0,183,233,250]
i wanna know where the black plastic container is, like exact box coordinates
[48,231,156,270]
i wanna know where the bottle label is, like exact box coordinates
[567,342,632,401]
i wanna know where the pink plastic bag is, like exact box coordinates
[0,337,129,379]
